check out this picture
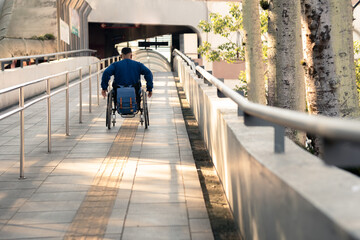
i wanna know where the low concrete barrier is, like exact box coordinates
[174,56,360,240]
[0,56,99,110]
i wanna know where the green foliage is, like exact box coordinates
[198,3,244,63]
[260,10,269,35]
[31,34,55,41]
[44,33,55,40]
[260,0,270,10]
[354,41,360,96]
[199,4,270,95]
[234,70,247,96]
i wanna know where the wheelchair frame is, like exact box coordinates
[106,87,149,129]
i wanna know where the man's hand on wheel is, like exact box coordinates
[101,89,108,98]
[148,91,152,98]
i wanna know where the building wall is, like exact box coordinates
[87,0,207,31]
[7,0,57,39]
[0,0,92,58]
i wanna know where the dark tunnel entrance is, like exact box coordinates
[89,23,198,59]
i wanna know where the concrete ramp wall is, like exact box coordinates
[0,0,58,58]
[174,56,360,240]
[0,56,99,110]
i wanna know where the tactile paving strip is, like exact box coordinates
[64,118,139,239]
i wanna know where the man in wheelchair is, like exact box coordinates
[101,47,153,112]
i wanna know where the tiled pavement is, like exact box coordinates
[0,72,213,239]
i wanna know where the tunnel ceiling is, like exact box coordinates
[89,23,197,58]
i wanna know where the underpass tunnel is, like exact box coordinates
[89,23,200,60]
[133,49,172,72]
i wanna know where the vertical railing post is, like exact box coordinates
[97,62,100,105]
[19,87,25,179]
[46,78,51,153]
[66,72,70,136]
[79,68,83,123]
[89,65,92,113]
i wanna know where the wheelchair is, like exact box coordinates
[106,86,149,129]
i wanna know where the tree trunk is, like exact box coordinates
[329,0,359,118]
[301,0,359,153]
[301,0,359,117]
[242,0,266,104]
[268,0,306,145]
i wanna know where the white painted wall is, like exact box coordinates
[180,33,198,59]
[87,0,207,31]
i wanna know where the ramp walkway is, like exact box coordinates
[0,70,213,239]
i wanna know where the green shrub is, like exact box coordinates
[30,34,56,41]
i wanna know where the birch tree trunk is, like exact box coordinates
[301,0,359,118]
[242,0,266,104]
[329,0,359,118]
[301,0,359,153]
[268,0,306,144]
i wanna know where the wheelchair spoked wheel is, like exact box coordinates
[144,90,149,129]
[106,90,116,129]
[141,89,149,129]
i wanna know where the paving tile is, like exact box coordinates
[185,197,207,209]
[104,208,125,235]
[0,223,69,239]
[5,166,55,174]
[125,203,188,227]
[0,189,35,200]
[50,162,101,175]
[191,232,215,240]
[189,218,212,233]
[29,192,87,202]
[36,183,90,193]
[0,180,43,190]
[18,201,82,212]
[122,226,190,240]
[43,175,94,185]
[0,198,27,209]
[0,172,49,181]
[104,233,122,240]
[138,158,181,165]
[188,207,209,219]
[0,208,17,222]
[8,211,77,225]
[130,191,185,204]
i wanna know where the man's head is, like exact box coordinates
[121,47,132,59]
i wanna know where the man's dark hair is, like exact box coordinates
[121,47,132,55]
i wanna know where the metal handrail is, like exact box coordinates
[0,54,120,179]
[174,49,196,73]
[0,49,97,71]
[195,67,360,142]
[173,49,360,167]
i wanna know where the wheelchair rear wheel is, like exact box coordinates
[142,90,149,129]
[106,91,116,129]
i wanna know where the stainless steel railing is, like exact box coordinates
[173,49,360,167]
[0,54,121,178]
[0,49,97,71]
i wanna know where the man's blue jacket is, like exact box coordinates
[101,59,153,92]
